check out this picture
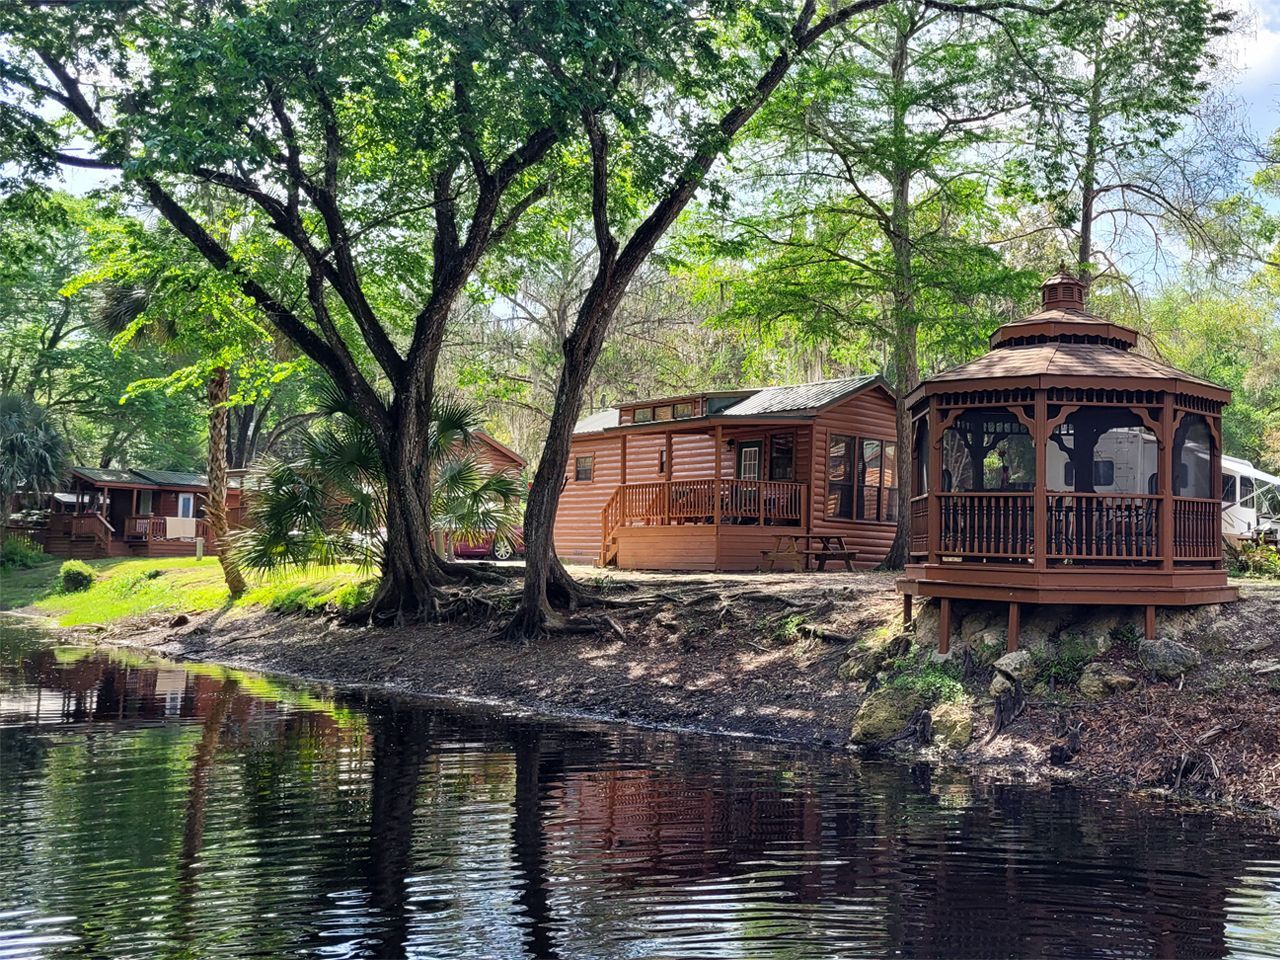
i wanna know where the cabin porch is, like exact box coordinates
[44,511,220,560]
[595,420,816,569]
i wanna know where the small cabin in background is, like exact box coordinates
[43,467,243,559]
[556,376,899,571]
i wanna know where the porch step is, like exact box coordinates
[601,538,619,567]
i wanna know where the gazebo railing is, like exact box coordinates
[1046,493,1160,560]
[931,490,1218,564]
[938,492,1034,557]
[1173,497,1220,559]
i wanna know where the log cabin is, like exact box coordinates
[898,269,1238,650]
[556,375,899,571]
[43,467,244,559]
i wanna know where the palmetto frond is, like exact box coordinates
[427,398,484,464]
[233,395,518,572]
[0,394,68,506]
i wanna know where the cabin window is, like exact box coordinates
[769,434,794,481]
[658,448,667,475]
[177,493,194,519]
[673,402,693,419]
[633,407,653,423]
[138,490,153,515]
[1222,475,1237,503]
[575,455,594,482]
[826,435,854,519]
[654,405,674,421]
[856,439,898,522]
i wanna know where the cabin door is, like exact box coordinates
[736,442,762,480]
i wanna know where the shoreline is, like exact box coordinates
[10,567,1276,817]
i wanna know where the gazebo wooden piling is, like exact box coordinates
[898,269,1237,652]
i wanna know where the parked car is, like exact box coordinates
[451,531,523,561]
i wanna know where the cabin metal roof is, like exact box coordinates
[573,408,622,435]
[68,466,230,489]
[720,375,879,416]
[70,467,140,485]
[131,468,208,488]
[571,375,886,434]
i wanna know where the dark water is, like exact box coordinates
[1,617,1278,959]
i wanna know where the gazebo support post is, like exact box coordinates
[1007,602,1020,652]
[938,597,951,655]
[1144,604,1157,642]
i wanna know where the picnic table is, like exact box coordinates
[760,534,858,572]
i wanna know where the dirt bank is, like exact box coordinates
[60,568,1280,812]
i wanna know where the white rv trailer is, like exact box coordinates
[1222,454,1280,546]
[1041,430,1278,546]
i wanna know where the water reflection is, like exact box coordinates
[1,616,1277,959]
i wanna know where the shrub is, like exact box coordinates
[58,559,96,593]
[0,536,45,569]
[1233,542,1280,579]
[1034,635,1095,686]
[888,660,966,703]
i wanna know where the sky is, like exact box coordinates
[1227,0,1280,136]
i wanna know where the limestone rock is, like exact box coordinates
[930,701,974,749]
[1066,608,1140,654]
[1020,605,1074,648]
[966,628,1008,666]
[838,633,911,681]
[959,606,1004,644]
[990,649,1036,696]
[912,600,960,652]
[1156,605,1226,644]
[1077,662,1138,699]
[1137,636,1202,681]
[851,688,928,744]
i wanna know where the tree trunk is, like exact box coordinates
[504,299,615,640]
[1077,42,1104,284]
[368,397,458,621]
[206,368,247,597]
[880,21,921,571]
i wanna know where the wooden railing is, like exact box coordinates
[931,491,1219,564]
[1046,494,1160,560]
[909,495,928,556]
[1173,497,1221,560]
[126,515,167,540]
[601,478,808,547]
[938,492,1034,558]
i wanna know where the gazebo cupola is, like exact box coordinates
[898,269,1236,653]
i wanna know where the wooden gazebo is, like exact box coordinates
[899,269,1237,652]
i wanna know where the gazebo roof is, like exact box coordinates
[913,269,1229,402]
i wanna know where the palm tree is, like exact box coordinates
[233,385,523,576]
[0,394,68,539]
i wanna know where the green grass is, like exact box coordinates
[0,555,375,626]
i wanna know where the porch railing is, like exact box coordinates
[600,478,807,548]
